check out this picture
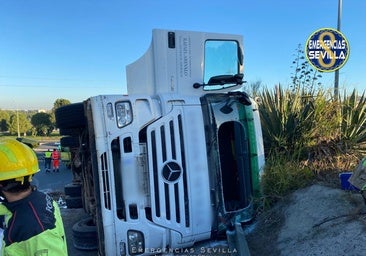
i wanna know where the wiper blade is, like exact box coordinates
[193,73,244,89]
[207,74,243,85]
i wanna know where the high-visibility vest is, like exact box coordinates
[1,190,68,255]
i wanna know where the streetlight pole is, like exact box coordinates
[334,0,342,100]
[16,109,20,137]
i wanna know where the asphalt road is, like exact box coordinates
[33,150,73,194]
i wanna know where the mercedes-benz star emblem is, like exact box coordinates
[162,162,182,183]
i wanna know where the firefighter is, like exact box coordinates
[0,138,68,255]
[51,148,61,172]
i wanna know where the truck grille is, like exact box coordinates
[100,152,111,210]
[148,113,190,228]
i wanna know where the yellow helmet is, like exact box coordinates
[0,138,40,183]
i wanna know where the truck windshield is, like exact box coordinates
[203,40,241,90]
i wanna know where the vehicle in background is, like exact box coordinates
[16,137,39,148]
[60,147,71,169]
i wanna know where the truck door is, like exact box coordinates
[201,92,260,227]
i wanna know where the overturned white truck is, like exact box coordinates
[56,29,265,255]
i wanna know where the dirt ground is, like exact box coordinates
[246,183,366,256]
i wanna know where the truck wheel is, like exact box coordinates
[64,183,82,197]
[60,136,79,148]
[65,195,83,209]
[55,102,86,129]
[72,217,98,251]
[59,127,82,136]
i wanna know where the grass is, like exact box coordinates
[260,154,315,208]
[256,87,366,211]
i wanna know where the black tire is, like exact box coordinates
[59,127,83,136]
[72,217,98,251]
[64,183,82,197]
[60,136,79,148]
[65,195,83,209]
[55,102,86,129]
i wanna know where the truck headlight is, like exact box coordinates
[107,102,114,118]
[127,230,144,255]
[116,102,132,127]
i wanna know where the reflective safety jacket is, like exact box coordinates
[0,189,68,256]
[44,151,52,159]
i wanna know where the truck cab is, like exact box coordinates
[56,29,265,255]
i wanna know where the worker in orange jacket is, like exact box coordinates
[51,148,61,172]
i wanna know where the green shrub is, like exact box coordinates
[261,154,315,206]
[340,90,366,153]
[259,85,318,158]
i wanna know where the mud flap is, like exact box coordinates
[226,223,251,256]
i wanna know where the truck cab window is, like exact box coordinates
[204,40,241,90]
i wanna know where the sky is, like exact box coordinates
[0,0,365,110]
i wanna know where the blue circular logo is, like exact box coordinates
[305,28,350,72]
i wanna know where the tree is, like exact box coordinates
[50,98,72,125]
[53,98,72,110]
[9,112,32,136]
[248,80,262,97]
[0,110,10,132]
[290,44,322,93]
[31,112,53,136]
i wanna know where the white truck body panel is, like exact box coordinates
[126,29,243,96]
